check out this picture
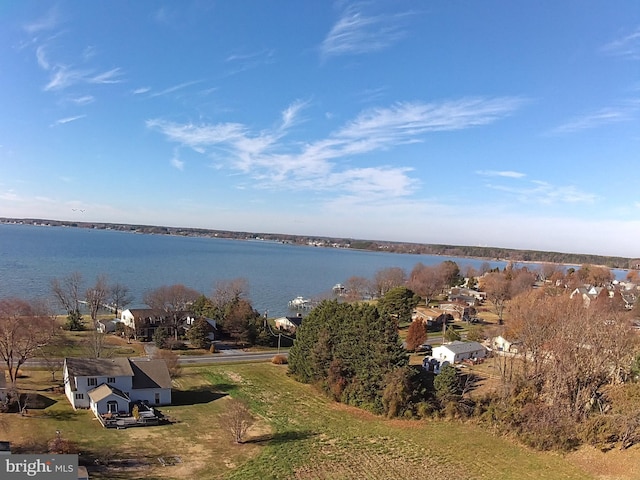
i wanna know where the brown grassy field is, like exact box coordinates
[3,363,640,479]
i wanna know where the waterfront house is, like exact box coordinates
[120,308,194,340]
[63,357,172,415]
[274,315,303,332]
[184,316,217,341]
[97,318,120,334]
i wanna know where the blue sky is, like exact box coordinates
[1,1,639,257]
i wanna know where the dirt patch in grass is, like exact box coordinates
[567,445,640,480]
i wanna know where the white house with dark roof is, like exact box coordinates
[63,357,172,415]
[431,341,487,364]
[274,315,303,332]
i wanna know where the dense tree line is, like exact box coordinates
[288,296,432,417]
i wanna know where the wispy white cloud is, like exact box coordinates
[133,87,151,95]
[320,4,412,59]
[23,8,60,34]
[68,95,95,106]
[551,103,638,134]
[36,45,50,69]
[148,96,524,202]
[89,68,122,84]
[476,170,526,179]
[486,180,597,205]
[44,65,124,91]
[280,99,309,130]
[358,87,388,104]
[50,115,87,127]
[0,190,20,202]
[171,153,185,171]
[148,80,203,97]
[601,27,640,60]
[224,49,275,76]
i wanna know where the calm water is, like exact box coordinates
[0,223,527,317]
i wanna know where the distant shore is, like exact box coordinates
[1,217,636,270]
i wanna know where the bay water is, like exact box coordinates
[0,223,523,317]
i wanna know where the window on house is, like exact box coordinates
[75,393,84,400]
[155,393,160,404]
[107,377,115,383]
[87,378,97,387]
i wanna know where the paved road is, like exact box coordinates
[178,351,287,365]
[23,350,288,368]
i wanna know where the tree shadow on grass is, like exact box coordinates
[171,387,228,406]
[24,393,57,410]
[246,430,315,445]
[41,410,79,421]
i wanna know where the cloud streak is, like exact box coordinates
[50,115,86,127]
[320,5,411,59]
[551,104,637,134]
[486,180,597,205]
[43,65,124,91]
[476,170,526,178]
[601,27,640,60]
[148,96,524,202]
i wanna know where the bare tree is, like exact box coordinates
[86,275,109,325]
[344,276,372,301]
[408,263,445,305]
[51,272,83,317]
[85,276,111,358]
[109,282,133,317]
[0,298,55,385]
[374,267,406,298]
[219,398,254,443]
[143,284,201,340]
[480,272,511,324]
[38,336,66,381]
[212,278,249,309]
[152,349,181,378]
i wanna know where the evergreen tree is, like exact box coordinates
[376,286,420,324]
[434,365,459,404]
[64,310,84,331]
[153,327,169,349]
[186,318,210,348]
[444,326,461,342]
[289,300,408,415]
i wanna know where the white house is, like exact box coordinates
[431,341,487,364]
[97,318,120,334]
[491,335,521,354]
[120,308,194,340]
[274,316,303,332]
[63,357,172,416]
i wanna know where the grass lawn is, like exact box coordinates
[3,364,639,479]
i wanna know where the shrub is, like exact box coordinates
[271,354,288,365]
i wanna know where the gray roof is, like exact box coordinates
[65,357,134,378]
[88,383,129,403]
[130,359,172,389]
[441,341,486,355]
[65,357,171,390]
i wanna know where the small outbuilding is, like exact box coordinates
[431,341,487,364]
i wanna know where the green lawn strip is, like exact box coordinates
[202,364,594,480]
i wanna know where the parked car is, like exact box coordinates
[415,343,432,355]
